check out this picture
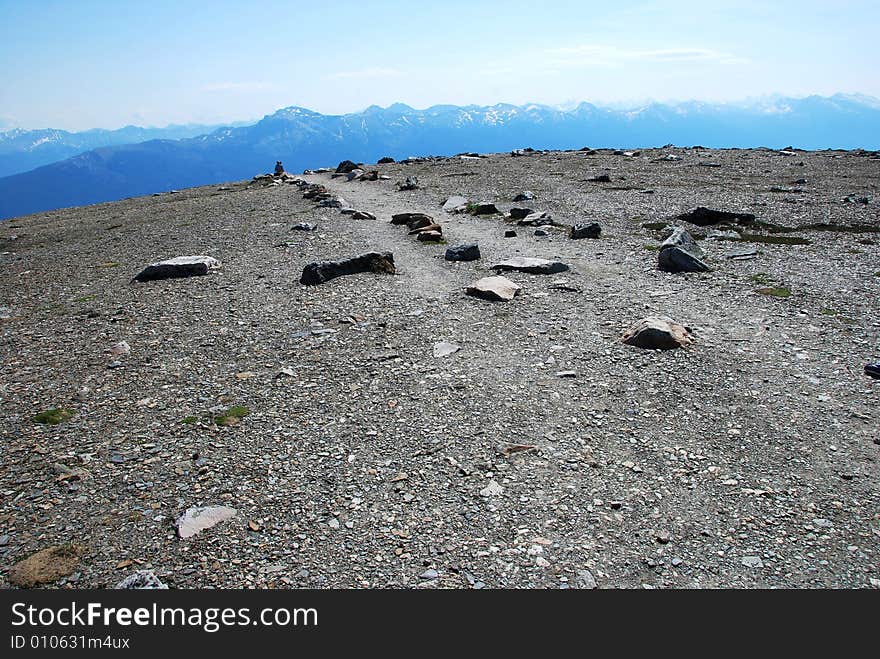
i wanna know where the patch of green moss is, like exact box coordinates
[74,295,97,303]
[181,415,198,425]
[643,244,659,251]
[749,273,775,286]
[215,405,250,426]
[756,286,791,298]
[32,408,73,425]
[820,308,837,316]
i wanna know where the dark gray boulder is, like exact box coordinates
[509,208,533,220]
[678,207,755,226]
[445,244,481,262]
[391,212,433,227]
[470,202,500,215]
[335,160,360,174]
[658,227,710,273]
[300,252,396,285]
[491,257,569,275]
[513,191,536,201]
[571,223,602,239]
[132,256,221,283]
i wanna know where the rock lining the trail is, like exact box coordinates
[300,252,396,285]
[491,257,569,275]
[132,255,221,283]
[466,276,521,301]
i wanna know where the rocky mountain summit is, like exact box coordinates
[1,146,879,589]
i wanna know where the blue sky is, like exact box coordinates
[1,0,878,130]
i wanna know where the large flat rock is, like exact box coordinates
[300,252,396,285]
[176,505,237,539]
[491,257,569,275]
[466,276,521,301]
[132,255,221,283]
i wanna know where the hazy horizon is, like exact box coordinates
[2,0,878,131]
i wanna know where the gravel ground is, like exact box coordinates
[1,147,879,589]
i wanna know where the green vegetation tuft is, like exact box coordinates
[215,405,250,426]
[32,408,73,425]
[756,286,792,298]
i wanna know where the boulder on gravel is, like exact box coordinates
[115,570,168,590]
[132,255,221,283]
[587,174,612,183]
[398,176,419,190]
[300,252,396,285]
[377,156,395,164]
[470,202,499,215]
[621,316,693,349]
[658,227,710,273]
[466,276,521,301]
[416,231,443,242]
[491,257,569,275]
[391,212,433,227]
[445,244,481,261]
[292,222,317,231]
[504,229,517,238]
[8,544,87,587]
[571,222,602,239]
[509,208,533,220]
[442,196,469,213]
[335,160,360,174]
[678,207,755,226]
[351,211,376,220]
[513,191,536,201]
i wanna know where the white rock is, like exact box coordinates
[480,480,504,497]
[433,341,460,358]
[176,505,237,539]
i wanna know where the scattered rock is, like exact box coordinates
[301,252,396,285]
[318,196,347,208]
[292,222,317,231]
[586,174,612,183]
[741,556,764,568]
[865,363,880,379]
[466,276,521,302]
[132,255,221,283]
[657,227,710,273]
[115,570,168,590]
[408,223,443,235]
[534,228,549,237]
[480,480,504,497]
[433,342,461,358]
[621,316,693,350]
[442,196,469,213]
[470,202,500,215]
[570,223,602,239]
[575,569,598,589]
[504,229,518,238]
[678,207,755,227]
[518,211,554,226]
[107,340,131,356]
[377,156,395,164]
[420,569,439,580]
[416,231,443,242]
[491,257,569,275]
[509,208,533,220]
[398,176,420,191]
[391,212,433,227]
[176,506,238,539]
[351,211,376,220]
[445,244,481,262]
[513,191,536,201]
[8,544,87,588]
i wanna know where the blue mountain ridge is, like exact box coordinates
[1,94,878,221]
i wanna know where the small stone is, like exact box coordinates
[513,191,536,201]
[575,569,598,589]
[176,506,237,539]
[534,228,549,237]
[445,244,481,262]
[480,480,504,497]
[504,229,517,238]
[442,196,469,212]
[328,518,340,529]
[292,222,317,231]
[420,569,439,580]
[470,202,499,215]
[741,556,764,568]
[433,342,461,358]
[108,341,131,356]
[115,570,168,589]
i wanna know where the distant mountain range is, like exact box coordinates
[0,122,250,178]
[1,94,878,221]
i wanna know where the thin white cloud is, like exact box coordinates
[200,81,276,93]
[546,44,749,67]
[326,67,404,81]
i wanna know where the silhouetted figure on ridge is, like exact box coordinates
[274,161,284,175]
